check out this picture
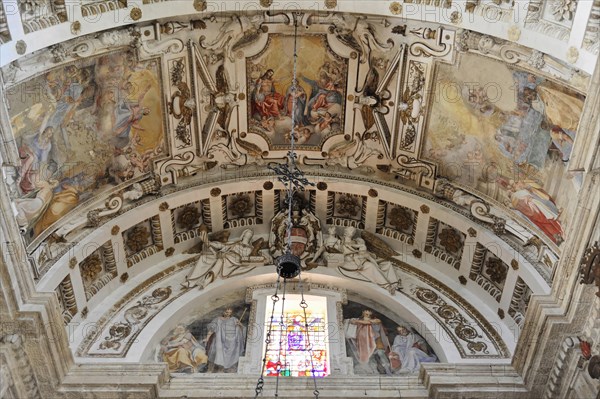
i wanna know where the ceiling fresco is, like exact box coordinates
[7,50,165,242]
[0,4,598,398]
[425,52,585,245]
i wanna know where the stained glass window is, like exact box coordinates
[263,295,329,377]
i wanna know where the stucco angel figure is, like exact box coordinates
[269,194,322,269]
[183,228,264,289]
[326,226,402,294]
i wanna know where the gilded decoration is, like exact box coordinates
[325,0,337,10]
[193,0,206,11]
[111,226,120,235]
[412,249,422,258]
[15,40,26,55]
[337,194,361,217]
[420,204,430,214]
[99,286,172,351]
[389,206,414,232]
[228,194,253,218]
[176,206,201,230]
[211,188,221,197]
[438,227,463,255]
[511,259,519,270]
[69,257,77,269]
[70,21,81,35]
[80,254,102,283]
[165,247,175,257]
[159,202,169,211]
[389,2,402,15]
[129,7,142,21]
[485,257,508,285]
[125,225,150,254]
[579,241,600,297]
[414,287,488,354]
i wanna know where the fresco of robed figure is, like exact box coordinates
[157,304,248,374]
[425,53,585,245]
[7,50,165,242]
[343,303,438,375]
[247,35,347,149]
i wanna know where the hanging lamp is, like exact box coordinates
[254,13,320,399]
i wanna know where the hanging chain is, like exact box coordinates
[285,16,300,255]
[254,274,282,398]
[257,13,319,399]
[297,269,320,398]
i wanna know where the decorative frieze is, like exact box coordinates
[0,3,10,44]
[508,277,532,328]
[56,275,77,325]
[375,200,418,244]
[19,0,67,34]
[326,191,367,229]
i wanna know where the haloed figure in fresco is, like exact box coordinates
[247,36,346,146]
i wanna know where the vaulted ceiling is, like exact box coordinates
[0,1,599,398]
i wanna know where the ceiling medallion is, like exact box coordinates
[256,15,319,399]
[71,21,81,35]
[324,0,337,9]
[129,7,142,21]
[389,2,402,15]
[15,40,27,55]
[193,0,207,11]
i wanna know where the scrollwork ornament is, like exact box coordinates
[438,304,460,321]
[99,287,172,350]
[415,287,439,304]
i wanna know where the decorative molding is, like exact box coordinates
[579,241,600,297]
